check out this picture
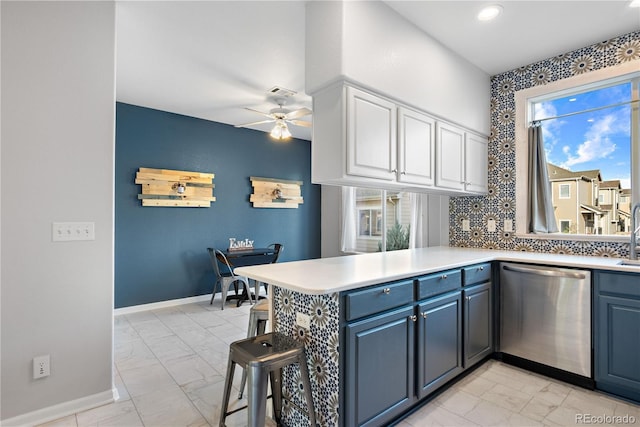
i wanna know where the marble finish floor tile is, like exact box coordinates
[37,300,639,427]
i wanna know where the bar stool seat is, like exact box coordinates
[239,299,270,399]
[220,332,316,427]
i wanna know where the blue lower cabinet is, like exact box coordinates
[464,282,493,368]
[417,291,463,398]
[595,271,640,402]
[342,266,495,425]
[345,306,416,427]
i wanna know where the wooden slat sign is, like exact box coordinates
[135,167,215,207]
[250,176,303,209]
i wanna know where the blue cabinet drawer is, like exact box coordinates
[597,271,640,298]
[345,279,414,321]
[416,270,461,300]
[463,263,491,286]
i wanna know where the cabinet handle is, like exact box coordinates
[382,288,391,295]
[401,171,406,175]
[441,274,448,280]
[391,169,397,173]
[421,312,427,319]
[478,266,484,271]
[409,315,417,322]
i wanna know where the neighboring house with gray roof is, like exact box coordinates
[547,163,630,235]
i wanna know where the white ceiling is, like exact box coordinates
[116,1,640,141]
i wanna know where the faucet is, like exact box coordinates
[632,202,640,261]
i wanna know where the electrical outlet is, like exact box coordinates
[462,219,470,232]
[33,355,50,379]
[296,312,310,329]
[504,219,513,232]
[487,219,496,232]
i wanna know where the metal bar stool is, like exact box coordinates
[238,299,270,399]
[219,332,316,427]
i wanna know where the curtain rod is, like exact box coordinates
[530,99,639,125]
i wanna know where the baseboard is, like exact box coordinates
[1,388,116,427]
[113,294,212,315]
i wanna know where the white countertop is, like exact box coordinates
[234,246,639,295]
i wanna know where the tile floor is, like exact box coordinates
[38,299,639,427]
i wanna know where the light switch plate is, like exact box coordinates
[52,222,95,242]
[487,219,496,232]
[462,219,470,231]
[504,219,513,232]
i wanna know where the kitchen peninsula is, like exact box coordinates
[235,247,640,426]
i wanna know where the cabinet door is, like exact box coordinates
[417,291,463,399]
[345,306,415,427]
[435,122,465,190]
[346,87,397,181]
[464,282,493,368]
[464,132,488,193]
[398,108,435,186]
[596,294,640,401]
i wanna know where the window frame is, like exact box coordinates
[515,61,640,242]
[357,208,383,238]
[559,184,571,199]
[559,220,572,234]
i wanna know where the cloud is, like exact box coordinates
[560,114,619,168]
[535,102,562,146]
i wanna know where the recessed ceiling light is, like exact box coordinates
[477,4,503,21]
[630,0,640,7]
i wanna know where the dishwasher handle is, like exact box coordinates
[502,264,586,280]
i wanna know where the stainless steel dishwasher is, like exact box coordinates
[499,262,591,379]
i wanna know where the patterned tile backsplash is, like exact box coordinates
[449,30,640,258]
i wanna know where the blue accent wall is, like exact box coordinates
[115,103,321,308]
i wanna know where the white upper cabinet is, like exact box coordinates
[464,132,488,194]
[435,122,488,193]
[346,87,397,180]
[311,82,487,195]
[398,107,435,186]
[435,122,465,191]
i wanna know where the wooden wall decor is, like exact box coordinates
[250,176,303,208]
[135,167,215,207]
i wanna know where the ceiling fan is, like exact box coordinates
[234,97,312,140]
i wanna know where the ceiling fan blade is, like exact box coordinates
[244,107,274,119]
[287,119,312,128]
[284,108,312,120]
[234,119,275,128]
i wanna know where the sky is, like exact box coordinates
[535,82,632,189]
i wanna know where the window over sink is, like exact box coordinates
[515,62,640,240]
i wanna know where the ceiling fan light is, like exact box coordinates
[270,124,283,139]
[281,124,292,139]
[270,121,292,140]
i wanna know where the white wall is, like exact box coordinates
[1,1,115,422]
[306,1,490,134]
